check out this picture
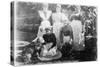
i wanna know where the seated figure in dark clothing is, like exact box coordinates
[42,28,56,50]
[39,27,57,56]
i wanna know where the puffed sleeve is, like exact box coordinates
[46,10,52,20]
[61,13,69,24]
[38,11,45,20]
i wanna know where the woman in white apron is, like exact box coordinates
[70,6,85,51]
[33,3,52,42]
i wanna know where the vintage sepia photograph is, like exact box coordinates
[11,1,97,66]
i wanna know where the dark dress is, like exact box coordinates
[60,24,73,43]
[43,33,57,49]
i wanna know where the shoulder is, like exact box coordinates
[38,10,42,13]
[38,10,45,15]
[47,10,52,15]
[48,10,52,13]
[61,13,68,20]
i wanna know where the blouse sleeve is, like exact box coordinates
[46,10,52,20]
[38,11,45,20]
[61,13,69,24]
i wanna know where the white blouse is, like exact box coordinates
[38,10,52,21]
[52,12,69,24]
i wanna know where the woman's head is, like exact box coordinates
[42,3,49,11]
[66,6,73,15]
[56,4,61,12]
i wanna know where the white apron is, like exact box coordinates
[70,20,84,50]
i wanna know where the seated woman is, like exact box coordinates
[37,27,62,61]
[40,26,57,56]
[43,27,56,50]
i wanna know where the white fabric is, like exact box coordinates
[52,12,69,44]
[49,47,57,56]
[70,20,83,50]
[37,10,52,37]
